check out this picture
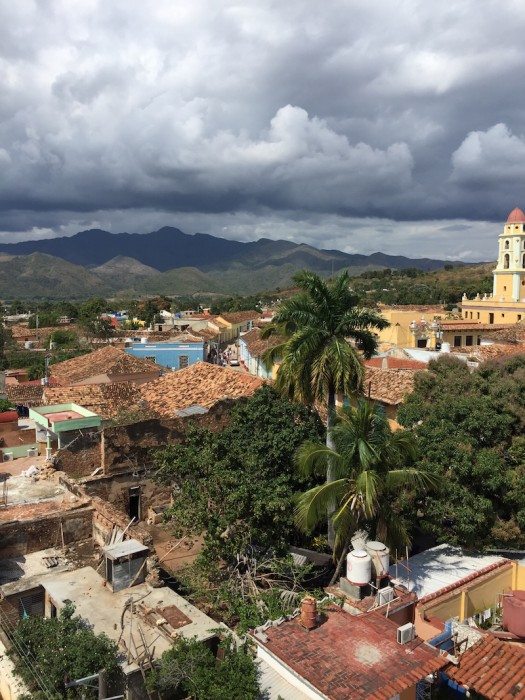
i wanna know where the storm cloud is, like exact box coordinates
[1,0,525,259]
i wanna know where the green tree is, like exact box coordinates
[262,270,388,547]
[295,400,434,572]
[151,636,260,700]
[153,385,322,565]
[9,603,122,699]
[397,355,525,548]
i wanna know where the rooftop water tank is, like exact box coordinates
[346,549,372,585]
[366,541,390,578]
[140,337,148,344]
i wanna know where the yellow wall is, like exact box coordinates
[461,300,525,325]
[415,562,523,641]
[377,309,446,349]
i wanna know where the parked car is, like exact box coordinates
[229,358,240,366]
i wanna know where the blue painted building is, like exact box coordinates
[125,338,206,370]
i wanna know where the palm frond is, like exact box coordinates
[295,479,348,533]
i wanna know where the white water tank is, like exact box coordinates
[140,337,148,344]
[366,541,390,577]
[346,549,372,585]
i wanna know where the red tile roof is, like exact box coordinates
[365,357,427,370]
[139,362,264,417]
[217,311,261,325]
[49,346,161,385]
[446,636,525,699]
[44,383,144,420]
[363,366,418,406]
[418,560,513,605]
[507,207,525,223]
[5,383,44,406]
[240,327,285,359]
[440,322,510,331]
[254,607,447,700]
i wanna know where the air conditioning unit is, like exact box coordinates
[27,448,38,457]
[377,586,395,606]
[397,622,416,645]
[3,453,13,462]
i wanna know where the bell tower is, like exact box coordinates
[493,207,525,302]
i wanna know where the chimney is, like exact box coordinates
[300,596,318,630]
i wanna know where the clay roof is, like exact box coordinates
[363,366,418,405]
[140,361,264,417]
[49,346,161,386]
[365,357,427,370]
[485,324,525,343]
[44,382,144,420]
[8,324,79,340]
[378,304,446,313]
[254,607,447,700]
[217,311,261,325]
[506,207,525,223]
[441,322,510,331]
[418,560,513,605]
[446,636,525,699]
[5,383,44,406]
[167,332,205,343]
[240,327,285,358]
[452,343,525,362]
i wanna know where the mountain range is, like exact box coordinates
[0,227,466,299]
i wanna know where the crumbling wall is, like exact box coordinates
[54,429,102,479]
[79,471,170,522]
[101,399,234,473]
[0,506,93,558]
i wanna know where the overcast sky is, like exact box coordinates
[1,1,525,260]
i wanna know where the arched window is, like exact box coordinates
[505,240,510,249]
[504,253,510,269]
[522,253,525,268]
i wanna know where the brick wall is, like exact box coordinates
[0,506,93,558]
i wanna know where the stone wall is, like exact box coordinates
[54,429,102,479]
[0,505,93,558]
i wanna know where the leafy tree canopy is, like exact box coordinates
[153,385,323,565]
[151,636,260,700]
[9,603,122,699]
[398,355,525,548]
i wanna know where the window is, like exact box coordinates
[144,356,156,363]
[477,312,480,319]
[470,312,473,319]
[477,336,481,345]
[504,253,510,269]
[522,254,525,267]
[502,313,505,318]
[454,335,461,347]
[505,239,510,249]
[466,335,473,346]
[417,338,427,348]
[178,355,189,369]
[489,313,494,324]
[518,315,522,321]
[503,286,507,291]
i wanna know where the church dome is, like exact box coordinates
[506,207,525,223]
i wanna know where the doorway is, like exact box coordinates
[489,313,494,324]
[128,486,141,521]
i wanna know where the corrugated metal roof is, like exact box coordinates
[103,538,148,560]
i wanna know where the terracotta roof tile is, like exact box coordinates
[49,346,161,385]
[43,383,144,420]
[253,607,447,700]
[418,560,513,605]
[240,327,285,359]
[217,311,261,324]
[507,207,525,223]
[363,366,419,405]
[5,383,44,406]
[139,361,264,417]
[441,322,510,331]
[446,636,525,699]
[452,343,525,363]
[365,357,427,370]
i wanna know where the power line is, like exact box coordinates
[0,608,56,699]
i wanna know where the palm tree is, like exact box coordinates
[262,270,389,546]
[295,400,435,569]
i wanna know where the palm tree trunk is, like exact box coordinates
[329,539,349,586]
[326,387,336,549]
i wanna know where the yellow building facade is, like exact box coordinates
[462,207,525,324]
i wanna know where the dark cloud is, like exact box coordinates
[1,1,524,259]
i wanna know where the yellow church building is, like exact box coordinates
[461,207,525,325]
